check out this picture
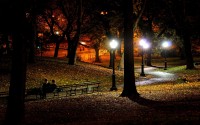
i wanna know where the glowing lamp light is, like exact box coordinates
[162,41,171,48]
[55,31,59,35]
[80,41,86,45]
[162,40,171,70]
[139,38,150,76]
[143,43,150,49]
[139,39,146,46]
[109,39,118,49]
[139,39,150,49]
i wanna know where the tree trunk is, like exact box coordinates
[173,1,194,69]
[68,0,82,65]
[28,10,37,63]
[121,0,139,97]
[68,43,77,65]
[182,22,194,69]
[179,47,185,60]
[28,39,35,63]
[5,33,27,125]
[94,48,100,62]
[118,52,124,71]
[146,49,152,66]
[66,41,72,58]
[54,41,60,58]
[144,17,153,66]
[4,1,28,124]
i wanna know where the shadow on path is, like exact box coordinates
[128,95,200,111]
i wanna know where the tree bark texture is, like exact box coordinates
[121,0,139,97]
[4,1,27,124]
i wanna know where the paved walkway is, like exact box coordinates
[135,66,178,85]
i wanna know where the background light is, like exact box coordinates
[143,43,150,49]
[162,41,171,48]
[139,39,146,46]
[55,31,59,35]
[110,39,118,49]
[139,39,150,49]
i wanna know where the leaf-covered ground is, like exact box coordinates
[1,57,154,91]
[0,57,125,91]
[0,57,200,125]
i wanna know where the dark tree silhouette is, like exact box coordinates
[3,1,27,124]
[68,0,82,65]
[2,0,49,124]
[121,0,139,97]
[169,0,195,69]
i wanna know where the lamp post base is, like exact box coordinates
[110,74,117,91]
[164,60,167,70]
[110,87,118,91]
[140,64,145,76]
[140,73,145,76]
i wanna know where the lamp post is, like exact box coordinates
[109,39,118,91]
[162,41,171,70]
[139,39,149,76]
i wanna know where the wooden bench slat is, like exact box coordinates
[85,82,100,93]
[0,91,9,97]
[53,81,100,97]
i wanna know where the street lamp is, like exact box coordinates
[139,39,149,76]
[109,39,118,91]
[162,41,171,70]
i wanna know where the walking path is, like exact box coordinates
[135,67,178,85]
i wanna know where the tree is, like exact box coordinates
[51,0,86,64]
[2,0,49,124]
[87,28,105,63]
[3,1,28,124]
[118,0,146,70]
[58,0,108,65]
[83,0,123,63]
[143,0,199,69]
[67,0,82,65]
[166,0,198,69]
[27,0,52,62]
[120,0,140,97]
[88,0,124,67]
[138,0,167,66]
[41,6,63,58]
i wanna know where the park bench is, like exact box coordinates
[84,81,100,94]
[25,88,42,99]
[0,91,8,97]
[53,81,100,97]
[25,81,100,98]
[68,81,100,96]
[53,83,88,96]
[69,83,88,96]
[25,84,57,99]
[53,84,71,96]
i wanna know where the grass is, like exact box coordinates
[158,65,200,83]
[0,56,200,125]
[0,56,126,91]
[0,56,200,90]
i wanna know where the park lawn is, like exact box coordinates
[0,57,200,125]
[0,81,199,125]
[0,56,200,91]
